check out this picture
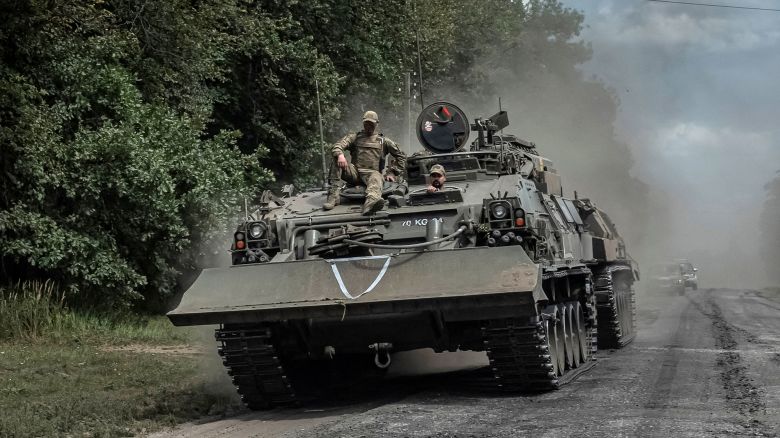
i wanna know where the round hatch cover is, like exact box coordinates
[415,101,470,153]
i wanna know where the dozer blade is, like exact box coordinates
[168,246,541,326]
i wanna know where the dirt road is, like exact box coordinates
[149,289,780,437]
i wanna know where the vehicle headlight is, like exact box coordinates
[249,222,267,239]
[491,203,509,219]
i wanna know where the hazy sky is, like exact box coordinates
[559,0,780,285]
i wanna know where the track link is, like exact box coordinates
[482,319,558,391]
[215,326,298,409]
[482,317,596,392]
[481,268,599,392]
[594,265,637,348]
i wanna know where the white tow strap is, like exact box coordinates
[326,255,392,300]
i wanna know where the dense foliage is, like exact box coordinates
[1,0,642,307]
[0,0,272,307]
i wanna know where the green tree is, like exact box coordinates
[0,1,270,307]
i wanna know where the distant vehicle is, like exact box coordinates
[677,259,698,290]
[649,260,698,295]
[649,263,685,295]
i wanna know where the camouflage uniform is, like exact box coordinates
[324,112,407,213]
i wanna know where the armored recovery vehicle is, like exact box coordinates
[168,102,639,409]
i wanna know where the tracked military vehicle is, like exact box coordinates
[168,102,639,409]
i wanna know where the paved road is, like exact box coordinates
[150,289,780,437]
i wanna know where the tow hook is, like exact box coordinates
[368,342,393,369]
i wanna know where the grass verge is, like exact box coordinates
[0,280,189,345]
[0,281,241,437]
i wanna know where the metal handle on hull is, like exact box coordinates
[343,225,467,250]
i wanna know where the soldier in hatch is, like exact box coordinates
[323,110,407,214]
[426,164,446,193]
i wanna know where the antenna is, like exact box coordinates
[498,97,503,135]
[404,72,412,155]
[415,31,425,109]
[315,79,327,188]
[413,0,425,109]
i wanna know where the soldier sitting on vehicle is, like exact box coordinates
[323,110,407,215]
[427,164,447,193]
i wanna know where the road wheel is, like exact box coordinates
[559,304,574,370]
[574,301,590,363]
[544,305,564,377]
[567,303,582,368]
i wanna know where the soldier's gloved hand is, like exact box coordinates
[384,174,396,182]
[426,185,438,193]
[337,154,348,169]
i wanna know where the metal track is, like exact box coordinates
[215,326,299,409]
[482,268,598,392]
[586,280,599,357]
[594,265,637,348]
[482,319,558,391]
[482,317,596,392]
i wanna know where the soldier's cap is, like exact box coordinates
[362,110,379,124]
[429,164,446,176]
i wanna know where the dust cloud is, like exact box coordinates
[189,325,243,407]
[426,69,771,291]
[569,1,780,289]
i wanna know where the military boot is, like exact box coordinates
[323,186,341,210]
[361,196,386,215]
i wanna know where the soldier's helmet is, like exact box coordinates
[429,164,446,176]
[362,111,379,124]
